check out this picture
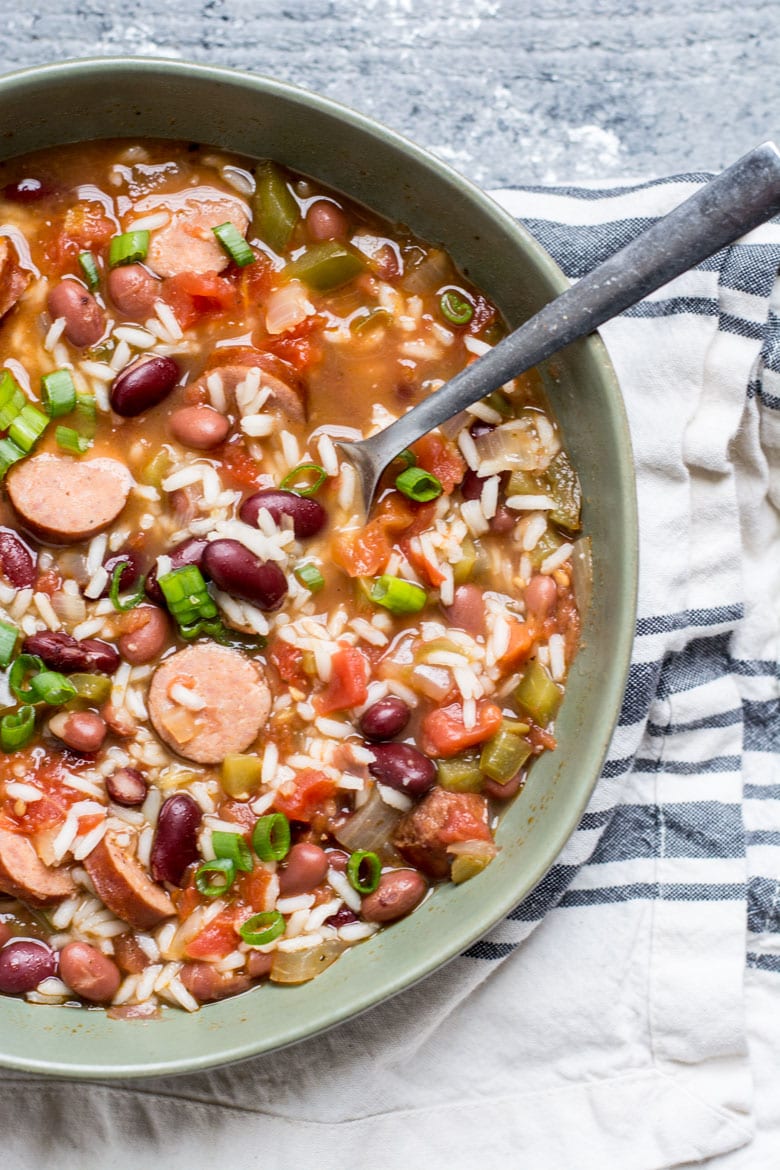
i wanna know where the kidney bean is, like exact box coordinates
[358,696,411,742]
[107,263,159,319]
[150,793,202,886]
[324,905,358,928]
[460,469,484,501]
[306,200,349,240]
[58,941,121,1003]
[483,774,522,800]
[47,279,104,348]
[278,843,329,897]
[23,630,120,674]
[113,932,151,975]
[110,354,179,417]
[0,938,56,994]
[240,489,327,540]
[524,573,558,621]
[247,950,274,979]
[169,405,230,450]
[117,605,169,665]
[100,550,144,598]
[3,177,50,202]
[361,870,428,923]
[49,710,107,754]
[367,742,436,798]
[443,584,486,638]
[106,766,148,807]
[489,505,515,534]
[145,537,208,604]
[202,539,288,611]
[0,527,36,587]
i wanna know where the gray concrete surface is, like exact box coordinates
[1,0,778,186]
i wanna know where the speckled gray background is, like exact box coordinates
[1,0,778,186]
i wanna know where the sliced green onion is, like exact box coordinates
[370,575,427,615]
[55,425,90,455]
[395,465,443,503]
[439,288,474,325]
[178,617,229,642]
[109,561,144,612]
[252,812,291,862]
[158,564,217,626]
[212,830,253,873]
[194,857,237,898]
[8,654,44,702]
[212,221,254,267]
[29,670,77,706]
[346,850,382,895]
[78,251,100,290]
[293,563,325,593]
[0,705,36,752]
[238,909,285,947]
[9,404,48,453]
[0,372,26,429]
[396,448,417,468]
[0,438,25,478]
[0,621,18,668]
[279,463,327,497]
[75,394,97,438]
[41,369,77,418]
[109,230,150,268]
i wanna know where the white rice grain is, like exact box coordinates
[125,210,170,232]
[377,783,413,812]
[481,476,500,520]
[548,633,566,681]
[44,317,66,351]
[522,514,549,552]
[540,542,574,574]
[317,434,339,478]
[110,339,132,372]
[206,372,227,412]
[9,588,33,621]
[327,867,362,912]
[460,498,490,537]
[113,325,156,349]
[277,894,315,915]
[154,299,183,341]
[338,921,379,943]
[506,494,556,512]
[457,427,480,470]
[241,414,276,438]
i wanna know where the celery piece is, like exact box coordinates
[544,450,582,534]
[437,752,484,793]
[506,469,542,497]
[514,659,562,726]
[451,851,494,884]
[220,753,263,798]
[285,241,365,292]
[528,528,563,571]
[253,161,299,254]
[479,725,533,784]
[139,448,171,488]
[69,673,112,704]
[452,536,477,585]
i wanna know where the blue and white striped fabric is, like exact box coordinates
[3,176,779,1170]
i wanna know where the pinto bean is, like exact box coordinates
[117,605,169,665]
[443,583,486,638]
[23,630,119,674]
[179,962,252,1003]
[483,774,522,800]
[361,870,428,923]
[110,354,180,417]
[47,279,104,347]
[524,573,558,621]
[0,938,57,994]
[202,539,288,611]
[0,527,36,587]
[107,263,159,319]
[169,405,230,450]
[106,767,148,807]
[48,710,107,754]
[101,702,137,738]
[150,793,202,886]
[246,950,274,979]
[58,941,121,1003]
[278,844,329,897]
[306,200,349,240]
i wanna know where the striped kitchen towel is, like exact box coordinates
[2,175,778,1170]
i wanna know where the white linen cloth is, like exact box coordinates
[1,176,779,1170]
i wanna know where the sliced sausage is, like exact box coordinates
[179,961,252,1003]
[148,644,271,765]
[144,188,250,278]
[0,827,76,906]
[191,361,304,423]
[107,263,159,320]
[7,454,132,544]
[47,279,104,348]
[0,236,29,319]
[84,828,175,930]
[392,788,492,879]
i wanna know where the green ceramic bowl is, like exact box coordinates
[0,58,637,1078]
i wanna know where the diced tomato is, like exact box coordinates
[162,270,238,330]
[399,537,446,588]
[34,569,62,596]
[76,813,104,835]
[269,639,309,690]
[315,646,369,714]
[528,724,557,753]
[497,620,537,672]
[216,439,264,490]
[262,315,323,373]
[421,701,503,758]
[273,769,338,822]
[435,793,493,846]
[238,254,274,307]
[331,492,427,579]
[184,907,238,960]
[235,865,273,911]
[412,433,466,495]
[44,202,116,273]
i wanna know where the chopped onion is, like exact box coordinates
[51,590,87,625]
[270,939,345,984]
[447,838,498,884]
[335,787,401,857]
[474,418,549,474]
[571,536,593,619]
[264,280,315,335]
[439,409,470,440]
[410,663,453,701]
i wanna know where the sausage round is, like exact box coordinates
[145,189,250,278]
[0,237,29,319]
[47,279,104,347]
[148,644,271,764]
[7,454,131,544]
[0,827,76,906]
[191,362,304,423]
[84,829,175,930]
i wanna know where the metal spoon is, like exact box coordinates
[338,140,780,512]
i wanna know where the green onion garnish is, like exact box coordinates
[109,230,150,268]
[0,620,18,668]
[75,393,97,438]
[293,563,325,593]
[279,463,327,497]
[55,426,90,456]
[0,371,25,429]
[29,670,77,706]
[158,565,217,627]
[238,910,285,947]
[396,448,417,468]
[212,830,253,873]
[8,654,44,702]
[0,705,36,752]
[194,858,237,898]
[252,812,291,862]
[369,575,427,615]
[439,289,474,326]
[0,438,26,478]
[346,850,382,895]
[78,251,100,290]
[212,221,254,267]
[109,561,144,613]
[41,369,77,418]
[395,465,443,503]
[8,405,47,454]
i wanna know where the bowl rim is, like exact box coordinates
[0,55,638,1079]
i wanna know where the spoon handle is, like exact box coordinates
[361,140,780,470]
